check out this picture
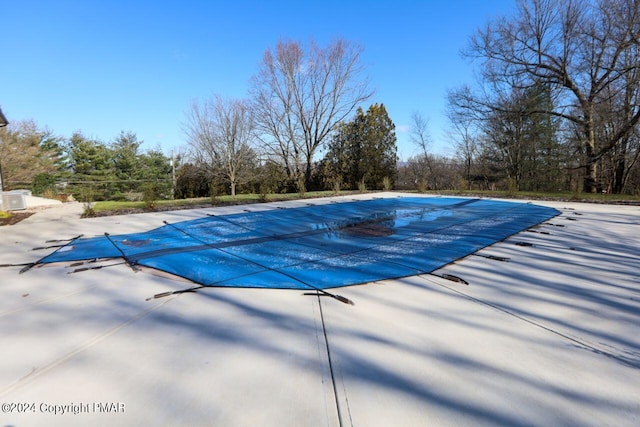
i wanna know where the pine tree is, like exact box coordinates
[66,132,116,200]
[323,103,398,190]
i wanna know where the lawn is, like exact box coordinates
[90,191,348,215]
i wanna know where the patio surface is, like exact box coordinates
[1,193,638,426]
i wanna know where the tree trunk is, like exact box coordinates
[612,157,624,194]
[583,120,599,193]
[612,138,628,194]
[304,152,313,191]
[583,160,599,193]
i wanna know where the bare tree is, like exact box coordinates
[0,120,60,189]
[445,103,479,190]
[250,38,373,189]
[466,0,640,193]
[410,111,432,158]
[184,96,256,196]
[408,111,434,189]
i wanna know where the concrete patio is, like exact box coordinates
[1,193,638,426]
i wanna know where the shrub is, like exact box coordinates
[332,178,341,195]
[42,188,58,200]
[79,187,96,218]
[143,184,158,210]
[382,176,392,191]
[258,182,271,202]
[32,173,56,196]
[296,177,306,198]
[210,177,221,205]
[358,178,367,193]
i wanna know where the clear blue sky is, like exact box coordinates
[2,0,515,161]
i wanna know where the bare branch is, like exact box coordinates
[183,96,257,196]
[250,38,373,186]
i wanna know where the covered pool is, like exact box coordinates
[29,197,559,293]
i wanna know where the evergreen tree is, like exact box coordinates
[323,103,397,190]
[139,148,173,198]
[357,103,398,189]
[111,132,142,181]
[110,131,143,195]
[323,122,351,190]
[66,132,115,200]
[482,82,563,191]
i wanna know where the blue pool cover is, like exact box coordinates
[33,197,559,290]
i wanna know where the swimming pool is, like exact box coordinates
[29,196,559,292]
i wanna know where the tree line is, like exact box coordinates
[179,100,397,198]
[0,103,397,201]
[0,122,173,201]
[181,38,386,196]
[446,0,640,194]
